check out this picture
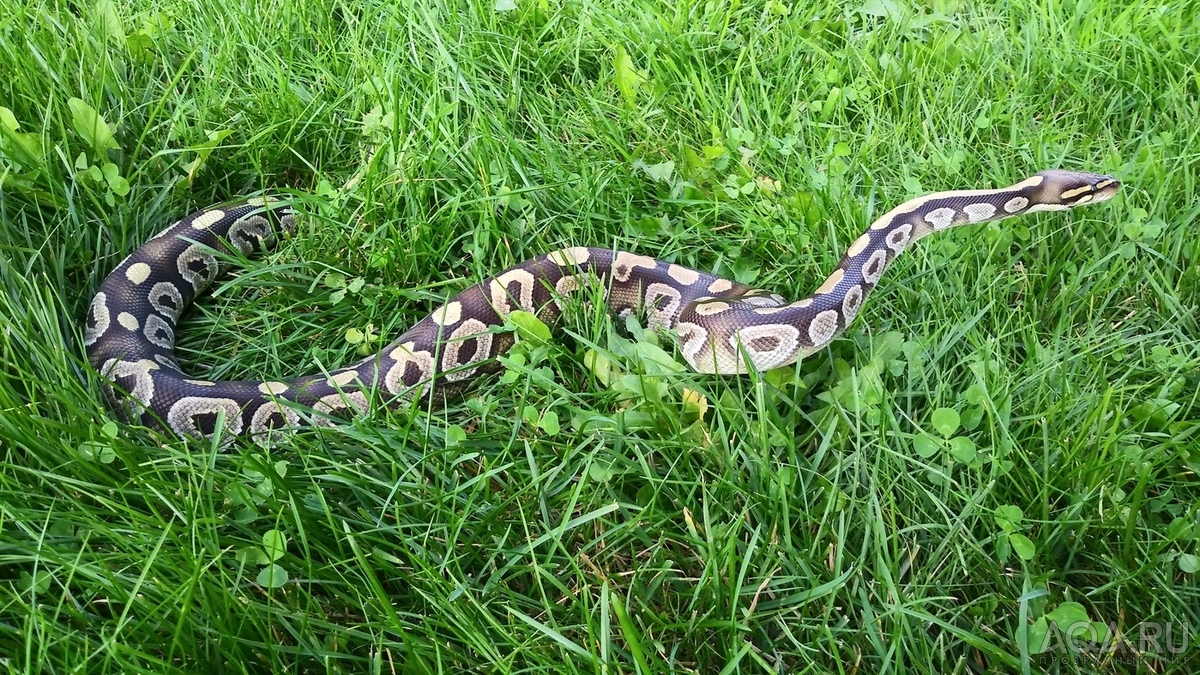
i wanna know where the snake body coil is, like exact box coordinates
[84,169,1120,443]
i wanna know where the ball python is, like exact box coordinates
[84,169,1120,444]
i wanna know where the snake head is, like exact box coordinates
[1035,169,1122,207]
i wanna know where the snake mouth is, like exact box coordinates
[1090,176,1122,203]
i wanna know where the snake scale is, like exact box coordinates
[84,169,1120,444]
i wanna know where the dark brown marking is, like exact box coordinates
[866,256,883,278]
[400,361,425,387]
[259,410,290,430]
[749,335,781,352]
[191,412,220,436]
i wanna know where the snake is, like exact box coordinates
[83,169,1121,444]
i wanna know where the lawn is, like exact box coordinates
[1,0,1198,672]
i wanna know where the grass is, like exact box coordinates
[1,0,1198,671]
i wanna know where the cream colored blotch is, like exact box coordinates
[548,247,590,266]
[489,269,536,315]
[924,207,956,231]
[707,278,733,294]
[125,263,151,284]
[807,310,840,347]
[846,232,872,257]
[431,302,463,326]
[258,381,289,395]
[190,210,226,229]
[814,268,844,295]
[666,264,700,285]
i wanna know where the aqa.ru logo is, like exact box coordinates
[1035,620,1191,661]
